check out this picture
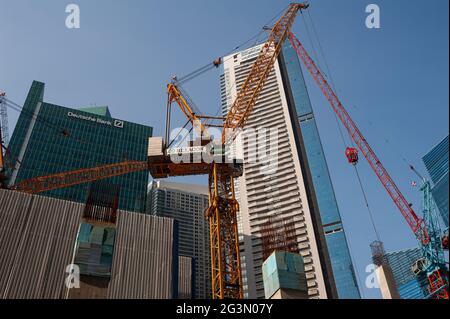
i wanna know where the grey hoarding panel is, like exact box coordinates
[0,189,83,298]
[108,212,177,299]
[178,256,193,299]
[0,190,177,299]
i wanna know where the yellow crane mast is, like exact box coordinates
[2,3,310,299]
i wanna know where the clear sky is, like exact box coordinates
[1,0,448,299]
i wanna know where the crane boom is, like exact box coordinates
[167,83,211,138]
[208,3,309,299]
[287,32,429,246]
[222,3,309,143]
[10,160,148,194]
[5,3,310,300]
[289,32,448,299]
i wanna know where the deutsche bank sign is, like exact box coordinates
[114,120,124,128]
[67,112,124,129]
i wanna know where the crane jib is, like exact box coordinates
[287,32,430,246]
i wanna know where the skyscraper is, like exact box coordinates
[147,180,211,299]
[220,42,360,299]
[422,135,449,228]
[5,81,152,213]
[383,247,427,299]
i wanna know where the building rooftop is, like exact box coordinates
[78,106,112,118]
[149,180,208,196]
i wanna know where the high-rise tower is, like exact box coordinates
[422,135,449,228]
[220,42,360,299]
[147,180,211,299]
[5,81,152,213]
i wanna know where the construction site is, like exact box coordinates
[0,1,448,301]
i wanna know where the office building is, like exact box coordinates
[147,180,211,299]
[423,135,449,228]
[220,42,360,299]
[5,81,152,213]
[383,247,427,299]
[397,276,428,299]
[0,188,179,299]
[221,43,360,298]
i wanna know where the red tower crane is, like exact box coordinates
[288,32,448,299]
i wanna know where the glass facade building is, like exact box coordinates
[147,180,211,299]
[422,135,449,228]
[280,41,361,299]
[383,247,427,299]
[398,277,428,299]
[220,41,360,299]
[74,223,117,278]
[6,81,152,213]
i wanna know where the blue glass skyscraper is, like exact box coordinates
[280,40,361,299]
[220,41,360,299]
[384,247,428,299]
[423,135,449,228]
[6,81,152,213]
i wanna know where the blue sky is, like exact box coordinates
[0,0,448,299]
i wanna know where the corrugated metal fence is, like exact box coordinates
[0,189,178,299]
[178,256,193,299]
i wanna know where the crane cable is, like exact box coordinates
[306,9,431,248]
[207,17,269,125]
[5,5,288,168]
[175,28,268,86]
[173,4,288,132]
[304,9,382,241]
[302,10,351,149]
[302,8,386,297]
[176,3,290,86]
[168,118,192,149]
[350,103,415,175]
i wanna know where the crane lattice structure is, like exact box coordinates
[409,165,448,299]
[0,92,8,148]
[2,3,447,299]
[288,32,448,299]
[1,3,310,299]
[0,92,9,183]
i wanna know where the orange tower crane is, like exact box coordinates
[2,3,310,299]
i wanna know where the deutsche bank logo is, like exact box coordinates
[114,120,124,128]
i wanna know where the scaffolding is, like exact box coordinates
[261,215,299,261]
[83,181,120,225]
[370,240,387,267]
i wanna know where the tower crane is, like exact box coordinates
[409,165,448,299]
[288,32,448,299]
[3,2,444,300]
[1,3,310,299]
